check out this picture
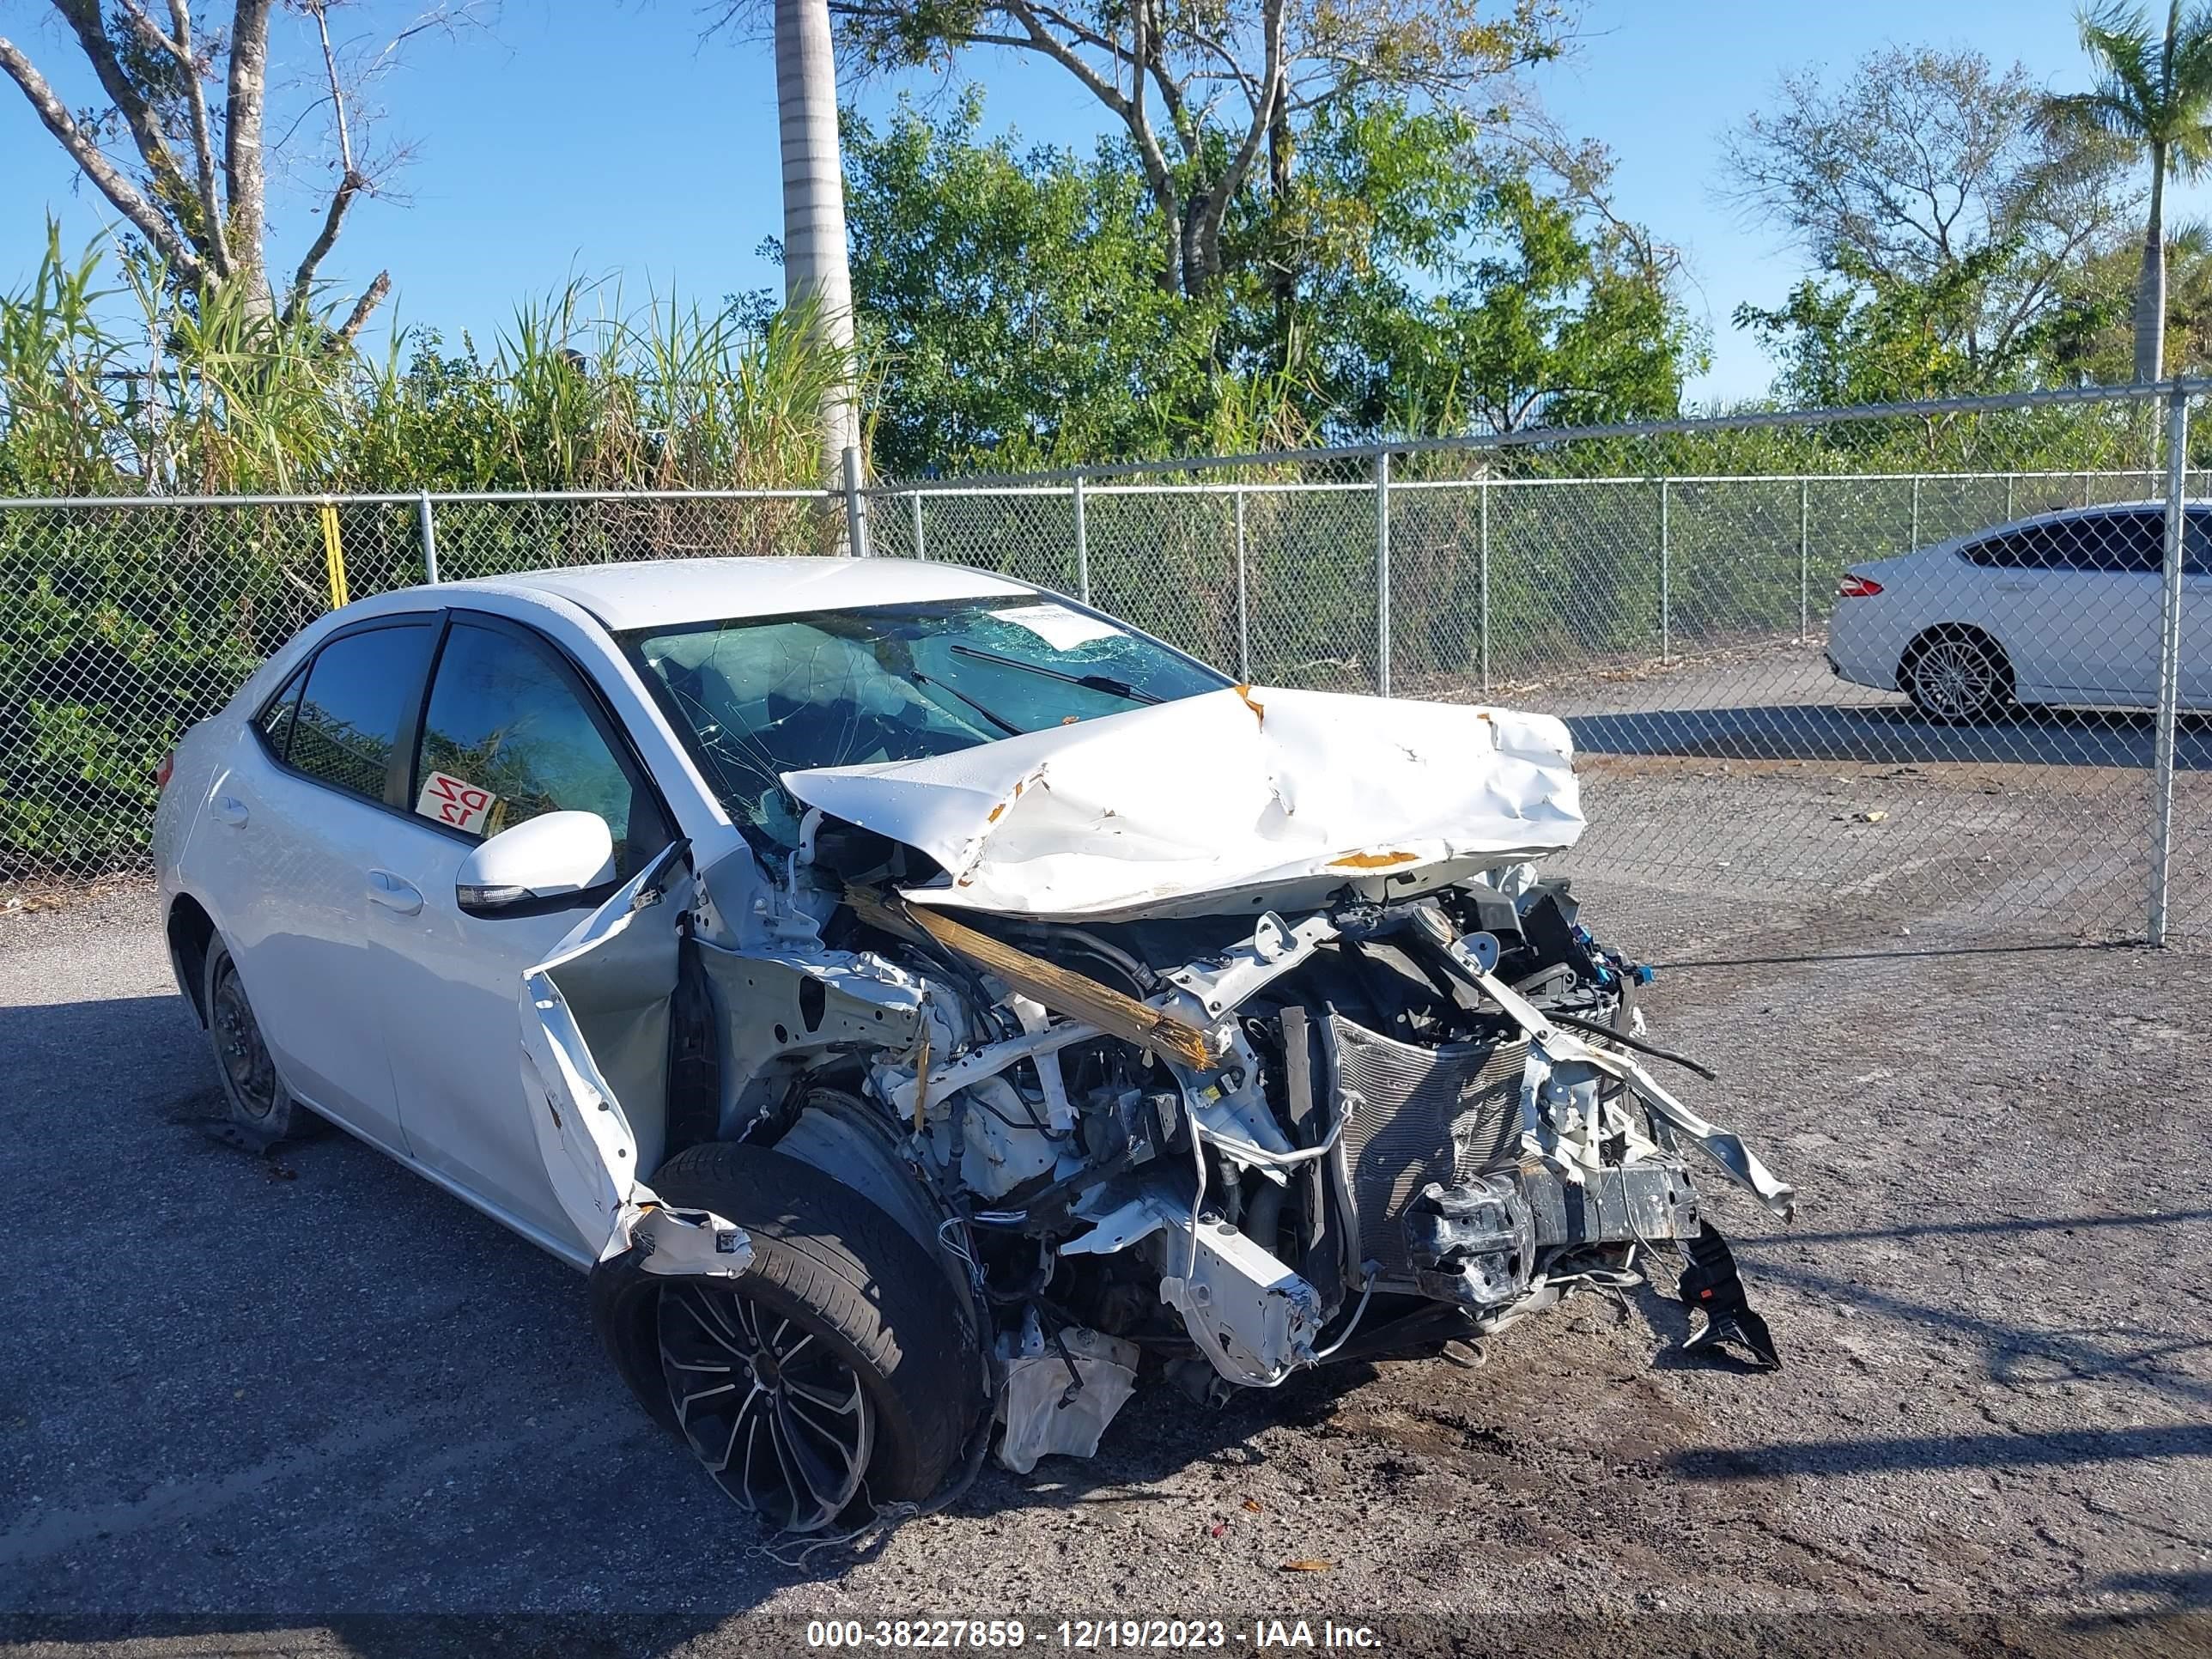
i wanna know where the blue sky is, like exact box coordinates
[3,1,2202,405]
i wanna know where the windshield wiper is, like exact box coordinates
[913,669,1024,736]
[949,643,1162,704]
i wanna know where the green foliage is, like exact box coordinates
[2045,2,2212,376]
[0,228,856,498]
[1341,173,1703,434]
[839,95,1229,473]
[1734,247,2033,407]
[2046,3,2212,173]
[839,91,1699,470]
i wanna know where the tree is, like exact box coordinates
[737,0,1573,301]
[1405,176,1698,432]
[1734,248,2017,408]
[774,0,861,477]
[1722,45,2135,390]
[2044,1,2212,382]
[2045,219,2212,379]
[830,90,1697,471]
[0,0,471,337]
[836,95,1222,471]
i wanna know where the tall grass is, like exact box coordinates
[0,228,857,498]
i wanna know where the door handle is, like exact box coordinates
[211,793,249,828]
[1994,580,2039,592]
[367,871,424,916]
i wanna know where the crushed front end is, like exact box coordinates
[693,688,1795,1474]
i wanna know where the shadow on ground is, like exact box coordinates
[1568,702,2211,769]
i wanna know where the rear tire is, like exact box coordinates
[1901,629,2012,722]
[202,936,318,1143]
[588,1141,982,1533]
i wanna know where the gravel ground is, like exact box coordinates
[2,851,2208,1657]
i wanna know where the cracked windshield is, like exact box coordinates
[624,597,1230,849]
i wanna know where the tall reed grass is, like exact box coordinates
[0,227,858,498]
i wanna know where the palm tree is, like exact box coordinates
[774,0,860,481]
[2045,2,2212,382]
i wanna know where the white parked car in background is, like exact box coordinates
[1826,502,2210,720]
[154,557,1792,1532]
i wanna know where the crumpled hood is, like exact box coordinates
[781,685,1583,919]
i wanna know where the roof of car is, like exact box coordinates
[449,556,1039,631]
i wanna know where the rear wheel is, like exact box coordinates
[202,936,316,1143]
[589,1141,982,1533]
[1901,629,2012,721]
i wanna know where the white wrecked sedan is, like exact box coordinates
[153,557,1793,1533]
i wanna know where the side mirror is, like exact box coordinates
[456,810,616,916]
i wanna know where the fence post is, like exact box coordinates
[1910,474,1922,550]
[1376,452,1392,696]
[2149,386,2190,946]
[841,446,872,558]
[1479,476,1491,696]
[1657,477,1670,664]
[1073,474,1090,603]
[1235,487,1250,682]
[909,490,927,561]
[2004,472,2014,522]
[417,491,439,585]
[1797,477,1809,643]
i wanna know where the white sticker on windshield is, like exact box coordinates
[992,602,1124,652]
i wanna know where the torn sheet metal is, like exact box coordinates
[520,842,696,1264]
[995,1319,1141,1474]
[1405,905,1797,1220]
[630,1205,756,1279]
[782,686,1583,919]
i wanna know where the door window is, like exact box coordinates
[1964,526,2060,568]
[286,623,434,801]
[2184,510,2212,575]
[412,620,669,873]
[1966,514,2164,573]
[2058,512,2164,573]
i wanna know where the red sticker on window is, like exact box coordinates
[416,770,495,833]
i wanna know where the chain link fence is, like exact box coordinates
[4,383,2203,950]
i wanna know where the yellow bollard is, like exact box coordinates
[319,501,349,610]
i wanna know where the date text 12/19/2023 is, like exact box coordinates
[804,1620,1385,1650]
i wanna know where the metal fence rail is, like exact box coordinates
[3,384,2203,952]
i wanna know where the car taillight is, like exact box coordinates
[1838,574,1884,598]
[155,750,174,792]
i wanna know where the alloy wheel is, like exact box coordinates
[657,1279,874,1532]
[1909,637,2002,720]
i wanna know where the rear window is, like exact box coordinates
[1965,513,2162,573]
[284,623,435,802]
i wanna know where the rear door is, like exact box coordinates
[367,612,679,1250]
[1970,513,2163,702]
[189,617,438,1152]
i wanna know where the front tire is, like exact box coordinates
[1901,629,2012,721]
[589,1141,982,1533]
[202,936,316,1143]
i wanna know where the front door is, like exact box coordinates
[367,614,678,1250]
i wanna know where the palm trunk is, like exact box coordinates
[2136,141,2169,383]
[774,0,860,483]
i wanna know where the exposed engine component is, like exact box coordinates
[723,866,1795,1469]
